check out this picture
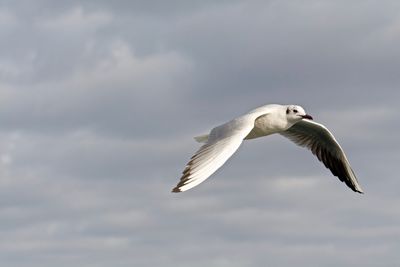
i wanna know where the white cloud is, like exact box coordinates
[69,39,191,97]
[37,6,112,32]
[0,38,193,137]
[0,8,17,28]
[271,176,319,192]
[318,106,396,143]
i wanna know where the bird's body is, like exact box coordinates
[246,104,294,138]
[172,104,363,194]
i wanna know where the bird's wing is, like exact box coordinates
[280,119,363,193]
[172,115,259,192]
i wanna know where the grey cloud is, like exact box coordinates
[0,39,193,137]
[163,1,400,108]
[0,1,399,267]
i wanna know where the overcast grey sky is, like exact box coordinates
[0,1,399,266]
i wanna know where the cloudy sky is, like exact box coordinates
[0,0,399,266]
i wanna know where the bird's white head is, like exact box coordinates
[285,105,313,123]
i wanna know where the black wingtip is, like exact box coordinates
[171,187,181,193]
[352,186,364,194]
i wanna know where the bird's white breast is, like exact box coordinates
[245,111,290,139]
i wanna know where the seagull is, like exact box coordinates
[172,104,363,194]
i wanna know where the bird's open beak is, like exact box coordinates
[301,114,313,120]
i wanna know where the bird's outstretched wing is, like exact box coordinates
[172,115,258,192]
[280,119,363,193]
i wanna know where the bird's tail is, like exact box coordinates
[194,134,209,143]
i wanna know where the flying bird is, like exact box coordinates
[172,104,363,194]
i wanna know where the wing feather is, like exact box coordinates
[280,119,363,193]
[172,115,258,192]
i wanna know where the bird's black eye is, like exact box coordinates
[293,109,298,113]
[286,108,289,114]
